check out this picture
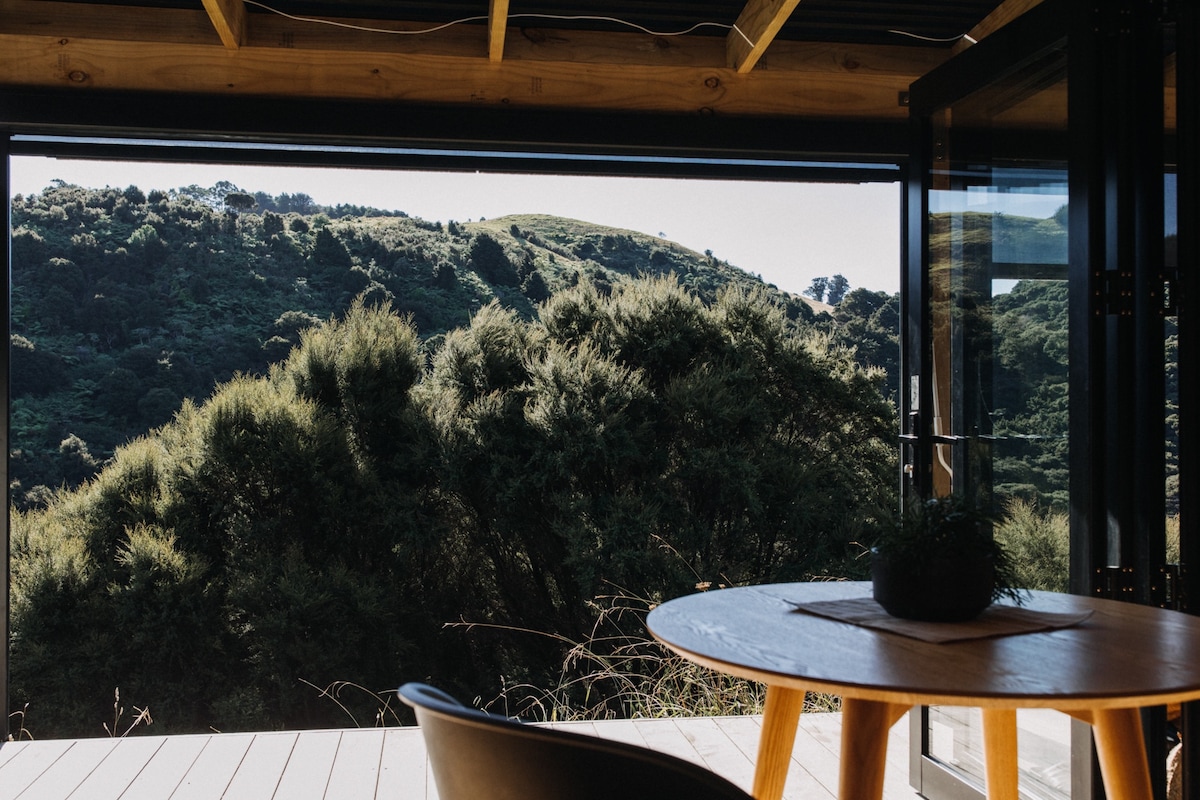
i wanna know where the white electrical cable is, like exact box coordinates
[888,29,977,45]
[241,0,755,47]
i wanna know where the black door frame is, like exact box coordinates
[905,0,1186,798]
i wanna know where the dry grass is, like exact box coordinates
[452,585,839,723]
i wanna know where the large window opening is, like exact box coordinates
[9,156,901,503]
[8,151,912,736]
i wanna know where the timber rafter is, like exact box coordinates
[0,0,992,121]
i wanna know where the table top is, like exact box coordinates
[646,581,1200,709]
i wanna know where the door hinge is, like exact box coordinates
[1103,270,1135,316]
[1162,269,1178,316]
[1095,565,1138,600]
[1095,564,1187,610]
[1152,563,1185,610]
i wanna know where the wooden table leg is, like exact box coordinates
[981,708,1019,800]
[752,685,806,800]
[839,698,910,800]
[1090,707,1153,800]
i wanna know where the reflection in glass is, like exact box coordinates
[922,50,1070,798]
[928,708,1072,799]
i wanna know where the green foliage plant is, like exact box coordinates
[871,495,1026,606]
[994,499,1069,593]
[10,252,897,734]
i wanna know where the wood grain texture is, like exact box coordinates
[1091,708,1154,800]
[838,699,909,800]
[487,0,509,62]
[952,0,1045,53]
[650,582,1189,800]
[754,686,806,800]
[201,0,246,50]
[0,0,946,119]
[647,582,1200,709]
[728,0,803,73]
[981,708,1019,800]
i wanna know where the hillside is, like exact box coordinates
[9,183,831,502]
[10,279,899,736]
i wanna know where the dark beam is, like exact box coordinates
[1,87,909,177]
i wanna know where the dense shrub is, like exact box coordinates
[11,278,898,736]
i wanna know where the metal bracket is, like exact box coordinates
[1103,270,1135,316]
[1152,563,1184,609]
[1097,564,1187,609]
[1095,565,1138,600]
[1162,269,1178,316]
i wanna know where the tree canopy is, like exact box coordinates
[11,185,832,504]
[10,279,896,736]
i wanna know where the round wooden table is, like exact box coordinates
[646,581,1200,800]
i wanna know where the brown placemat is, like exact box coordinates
[787,596,1093,643]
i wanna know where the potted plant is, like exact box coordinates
[869,495,1025,622]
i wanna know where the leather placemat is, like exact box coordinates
[787,596,1093,643]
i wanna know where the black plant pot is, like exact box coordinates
[870,548,996,622]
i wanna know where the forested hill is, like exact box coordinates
[10,182,863,504]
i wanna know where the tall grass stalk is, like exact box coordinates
[452,585,838,722]
[103,688,153,737]
[8,705,34,741]
[299,679,405,728]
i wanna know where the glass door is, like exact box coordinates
[903,5,1072,798]
[921,160,1072,799]
[905,1,1182,798]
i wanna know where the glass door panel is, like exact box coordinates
[915,40,1071,800]
[925,165,1071,800]
[928,708,1072,800]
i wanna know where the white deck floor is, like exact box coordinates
[0,711,922,799]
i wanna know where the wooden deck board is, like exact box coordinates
[221,733,297,800]
[0,738,75,799]
[326,729,385,799]
[113,734,210,800]
[273,730,342,800]
[673,716,759,791]
[66,736,166,800]
[374,727,427,799]
[1,712,926,799]
[168,733,255,800]
[6,738,119,799]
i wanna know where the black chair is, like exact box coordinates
[397,682,755,800]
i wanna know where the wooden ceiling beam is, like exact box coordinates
[201,0,246,50]
[952,0,1043,53]
[728,0,803,73]
[0,0,948,120]
[488,0,509,62]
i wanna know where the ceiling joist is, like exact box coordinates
[728,0,804,73]
[952,0,1044,53]
[201,0,246,50]
[0,0,949,120]
[488,0,509,62]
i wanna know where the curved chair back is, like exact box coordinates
[397,682,754,800]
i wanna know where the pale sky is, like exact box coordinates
[10,157,901,296]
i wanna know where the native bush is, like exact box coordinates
[10,277,898,735]
[994,498,1069,592]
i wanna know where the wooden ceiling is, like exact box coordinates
[0,0,1042,124]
